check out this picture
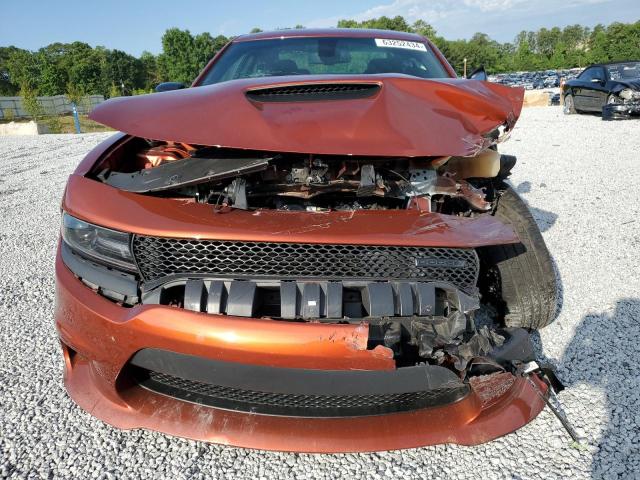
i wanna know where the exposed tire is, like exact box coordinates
[477,185,557,330]
[563,93,577,114]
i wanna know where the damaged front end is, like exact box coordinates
[73,122,536,375]
[603,87,640,120]
[55,75,559,451]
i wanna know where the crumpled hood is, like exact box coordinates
[89,75,524,157]
[616,79,640,91]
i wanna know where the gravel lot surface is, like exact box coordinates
[1,107,639,479]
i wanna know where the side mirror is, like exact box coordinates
[155,82,186,93]
[467,66,488,81]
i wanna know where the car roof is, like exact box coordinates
[585,61,640,69]
[233,28,426,43]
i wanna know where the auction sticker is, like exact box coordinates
[375,38,427,51]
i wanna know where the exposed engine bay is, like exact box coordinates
[96,138,514,215]
[83,136,527,375]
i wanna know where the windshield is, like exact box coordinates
[200,37,451,85]
[607,62,640,81]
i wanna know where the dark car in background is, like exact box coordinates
[562,61,640,119]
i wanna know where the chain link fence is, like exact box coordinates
[0,95,105,120]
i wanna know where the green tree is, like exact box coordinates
[108,83,120,99]
[157,28,228,84]
[103,49,143,95]
[536,27,562,58]
[193,33,228,72]
[0,46,23,95]
[603,21,640,62]
[548,41,567,69]
[37,52,67,95]
[588,24,609,63]
[35,43,73,95]
[411,20,437,39]
[6,49,40,90]
[337,15,411,32]
[139,50,159,89]
[157,28,198,84]
[513,37,536,71]
[57,42,107,95]
[20,84,44,120]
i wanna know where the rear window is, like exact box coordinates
[607,62,640,81]
[200,37,450,85]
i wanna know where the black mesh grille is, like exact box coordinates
[138,369,468,417]
[246,83,380,102]
[132,236,479,291]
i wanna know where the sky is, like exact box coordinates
[2,0,639,56]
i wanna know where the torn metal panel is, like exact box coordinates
[63,175,521,247]
[89,76,523,158]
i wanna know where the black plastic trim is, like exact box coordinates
[489,328,536,365]
[61,242,138,298]
[133,236,481,293]
[129,349,469,417]
[140,277,480,319]
[245,83,381,103]
[102,156,273,193]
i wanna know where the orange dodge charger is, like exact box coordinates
[56,28,558,452]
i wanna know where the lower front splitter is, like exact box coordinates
[128,348,469,417]
[64,352,546,453]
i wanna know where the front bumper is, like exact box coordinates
[56,248,546,452]
[603,102,640,120]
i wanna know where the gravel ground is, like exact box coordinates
[1,107,639,479]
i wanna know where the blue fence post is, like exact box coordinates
[71,102,81,134]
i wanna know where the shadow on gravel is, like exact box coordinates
[536,298,640,479]
[514,181,558,233]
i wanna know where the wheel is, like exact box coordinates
[563,93,576,114]
[477,185,557,330]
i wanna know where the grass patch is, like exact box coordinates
[51,114,114,133]
[0,114,113,134]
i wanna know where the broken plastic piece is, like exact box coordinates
[517,361,580,443]
[102,156,273,193]
[441,149,501,179]
[226,178,248,209]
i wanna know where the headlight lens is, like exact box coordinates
[61,213,136,272]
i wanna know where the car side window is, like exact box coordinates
[592,68,605,81]
[579,68,595,81]
[579,67,604,82]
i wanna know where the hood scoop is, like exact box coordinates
[245,83,381,102]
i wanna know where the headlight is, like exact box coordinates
[61,213,136,272]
